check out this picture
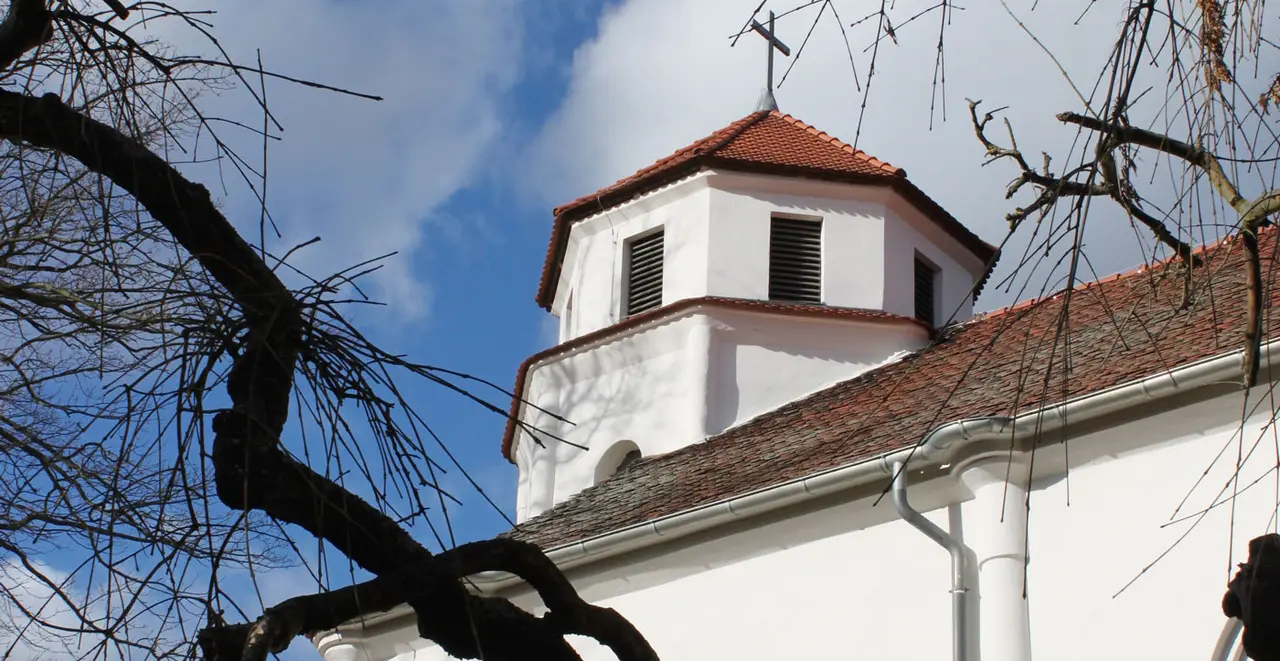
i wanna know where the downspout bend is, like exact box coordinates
[892,461,971,661]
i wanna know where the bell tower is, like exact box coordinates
[503,110,997,523]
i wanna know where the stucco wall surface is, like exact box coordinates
[344,388,1269,661]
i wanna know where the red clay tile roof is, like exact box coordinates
[534,111,1000,310]
[501,297,928,461]
[505,230,1280,550]
[713,112,902,177]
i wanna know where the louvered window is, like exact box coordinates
[914,256,937,327]
[625,230,664,317]
[769,217,823,304]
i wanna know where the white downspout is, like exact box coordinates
[686,317,713,438]
[892,461,971,661]
[958,457,1033,661]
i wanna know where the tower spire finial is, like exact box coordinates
[749,10,790,112]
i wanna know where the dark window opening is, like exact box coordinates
[617,449,642,473]
[595,443,642,484]
[625,230,664,317]
[769,217,822,304]
[914,256,938,327]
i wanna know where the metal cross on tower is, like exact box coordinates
[750,11,790,111]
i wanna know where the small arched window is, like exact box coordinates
[594,441,642,485]
[617,449,641,472]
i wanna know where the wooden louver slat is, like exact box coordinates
[626,230,664,317]
[914,256,936,327]
[769,217,822,304]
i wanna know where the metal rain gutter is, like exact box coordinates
[321,339,1279,636]
[892,460,970,661]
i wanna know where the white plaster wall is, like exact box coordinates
[1022,391,1279,661]
[522,169,992,525]
[518,307,928,522]
[882,198,979,323]
[705,308,927,434]
[551,170,988,342]
[515,315,711,522]
[709,172,986,318]
[553,175,713,340]
[392,477,960,661]
[704,181,888,309]
[357,385,1276,661]
[558,502,955,660]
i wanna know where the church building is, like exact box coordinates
[314,108,1275,661]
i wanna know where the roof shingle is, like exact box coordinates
[506,232,1279,550]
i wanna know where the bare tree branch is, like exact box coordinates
[0,1,658,657]
[0,0,51,71]
[1059,110,1273,385]
[0,2,659,660]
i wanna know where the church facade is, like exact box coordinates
[314,110,1272,661]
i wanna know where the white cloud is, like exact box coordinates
[0,559,90,661]
[0,556,214,661]
[146,1,526,320]
[523,1,1189,309]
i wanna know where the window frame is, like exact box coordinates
[768,214,824,305]
[623,228,665,318]
[914,252,940,327]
